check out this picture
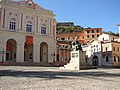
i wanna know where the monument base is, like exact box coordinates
[60,50,80,70]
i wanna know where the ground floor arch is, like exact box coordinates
[6,39,17,62]
[0,32,56,63]
[92,55,99,66]
[24,43,33,62]
[40,42,48,63]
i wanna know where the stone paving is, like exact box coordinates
[0,66,120,90]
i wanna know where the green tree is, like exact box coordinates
[56,25,84,34]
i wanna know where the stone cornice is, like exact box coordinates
[1,1,55,17]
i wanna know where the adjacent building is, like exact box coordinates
[57,22,74,26]
[56,22,102,65]
[98,33,119,41]
[84,32,120,67]
[56,27,102,45]
[56,40,71,66]
[0,0,56,63]
[102,41,120,67]
[84,39,102,66]
[84,28,102,44]
[57,31,85,44]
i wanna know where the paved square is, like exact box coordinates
[0,66,120,90]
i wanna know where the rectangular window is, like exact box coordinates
[41,27,46,34]
[73,36,74,40]
[114,56,116,62]
[96,45,98,47]
[106,47,108,51]
[117,47,119,51]
[92,30,94,33]
[82,36,84,39]
[97,30,99,33]
[97,34,99,37]
[87,31,89,33]
[26,25,32,32]
[77,36,79,39]
[113,47,115,51]
[92,35,94,38]
[9,22,16,30]
[118,57,120,62]
[106,56,109,62]
[87,35,89,38]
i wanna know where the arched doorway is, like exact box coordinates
[6,39,17,62]
[92,55,98,66]
[24,43,33,62]
[40,42,48,63]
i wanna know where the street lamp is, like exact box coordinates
[51,52,55,62]
[0,49,6,62]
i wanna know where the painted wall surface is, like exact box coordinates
[0,0,56,63]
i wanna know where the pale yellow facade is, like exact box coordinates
[102,41,120,67]
[0,0,56,63]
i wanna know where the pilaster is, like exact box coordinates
[16,43,24,62]
[33,44,40,63]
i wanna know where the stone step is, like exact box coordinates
[64,63,79,67]
[59,66,80,70]
[6,61,54,67]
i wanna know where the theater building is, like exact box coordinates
[0,0,56,63]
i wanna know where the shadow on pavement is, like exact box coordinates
[0,70,120,81]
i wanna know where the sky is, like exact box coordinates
[33,0,120,33]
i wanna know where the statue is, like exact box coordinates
[60,40,87,70]
[72,41,82,51]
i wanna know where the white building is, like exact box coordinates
[84,40,102,66]
[101,41,113,66]
[98,33,119,41]
[84,29,120,67]
[0,0,56,63]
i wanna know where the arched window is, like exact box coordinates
[26,21,32,32]
[9,18,16,30]
[41,24,46,34]
[106,56,109,62]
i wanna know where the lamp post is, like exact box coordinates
[0,49,6,62]
[51,52,55,62]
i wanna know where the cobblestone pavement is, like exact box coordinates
[0,66,120,90]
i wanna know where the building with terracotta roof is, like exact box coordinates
[83,31,120,67]
[56,23,102,64]
[56,27,102,45]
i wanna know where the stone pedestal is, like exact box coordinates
[60,50,81,70]
[59,40,87,70]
